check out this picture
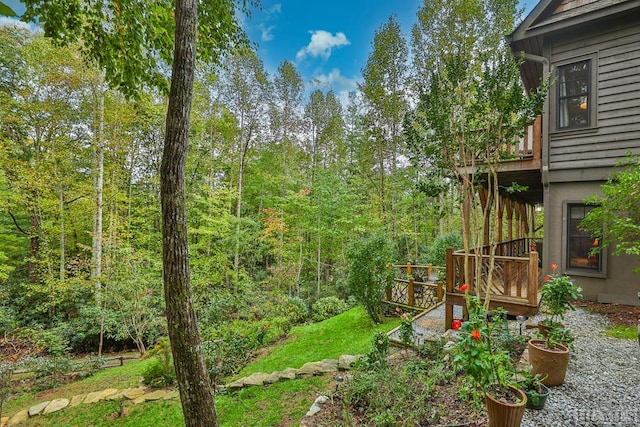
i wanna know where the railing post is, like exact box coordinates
[408,277,415,307]
[528,251,539,307]
[437,281,443,302]
[445,248,454,330]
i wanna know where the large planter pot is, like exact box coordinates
[524,383,550,410]
[527,339,570,386]
[485,385,526,427]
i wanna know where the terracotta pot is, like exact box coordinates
[527,339,569,386]
[485,385,526,427]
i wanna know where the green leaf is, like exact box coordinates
[0,1,17,16]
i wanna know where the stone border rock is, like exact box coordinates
[2,354,362,426]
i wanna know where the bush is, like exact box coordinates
[311,296,349,322]
[142,338,176,388]
[277,296,309,325]
[347,233,396,323]
[16,327,69,356]
[203,331,254,385]
[422,232,463,267]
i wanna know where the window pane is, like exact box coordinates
[558,60,590,129]
[567,204,601,271]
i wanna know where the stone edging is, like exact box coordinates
[1,354,362,426]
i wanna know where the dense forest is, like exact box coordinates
[0,0,534,361]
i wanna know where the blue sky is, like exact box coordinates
[3,0,537,99]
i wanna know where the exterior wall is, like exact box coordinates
[543,181,639,306]
[546,18,640,182]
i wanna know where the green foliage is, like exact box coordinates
[16,328,69,356]
[582,154,640,272]
[604,325,638,340]
[398,311,415,347]
[540,265,583,325]
[239,307,398,377]
[203,331,254,385]
[452,294,516,396]
[142,338,176,388]
[311,296,349,322]
[342,351,446,426]
[0,361,14,420]
[277,296,309,325]
[422,232,463,267]
[347,234,396,323]
[363,331,390,370]
[18,354,105,391]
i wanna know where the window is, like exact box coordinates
[557,60,590,129]
[566,204,601,272]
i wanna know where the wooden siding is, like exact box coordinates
[548,19,640,177]
[554,0,600,14]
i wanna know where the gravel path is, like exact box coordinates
[522,308,640,427]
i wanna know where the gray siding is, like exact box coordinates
[547,20,640,179]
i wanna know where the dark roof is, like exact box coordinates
[508,0,640,92]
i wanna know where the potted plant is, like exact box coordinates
[515,366,549,410]
[538,263,582,334]
[453,287,526,427]
[530,264,582,386]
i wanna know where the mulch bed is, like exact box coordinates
[581,301,640,327]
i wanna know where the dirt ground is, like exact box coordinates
[581,300,640,327]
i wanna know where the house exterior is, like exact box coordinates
[509,0,640,305]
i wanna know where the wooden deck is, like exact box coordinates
[385,264,445,310]
[445,241,541,329]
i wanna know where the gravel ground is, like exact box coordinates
[522,308,640,427]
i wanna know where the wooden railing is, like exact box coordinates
[385,263,445,310]
[445,241,540,328]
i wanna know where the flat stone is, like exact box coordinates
[226,379,245,391]
[163,390,179,400]
[123,388,147,400]
[317,359,339,372]
[305,395,330,417]
[279,367,299,379]
[263,372,282,384]
[6,410,28,426]
[297,362,323,376]
[242,372,270,386]
[97,388,120,401]
[338,354,361,370]
[1,416,9,427]
[83,391,103,404]
[70,394,87,407]
[28,400,51,416]
[43,398,70,415]
[145,389,168,401]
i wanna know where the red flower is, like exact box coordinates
[471,330,481,341]
[460,283,469,292]
[550,263,558,271]
[543,275,551,282]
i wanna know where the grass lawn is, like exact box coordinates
[238,306,399,376]
[604,324,638,340]
[4,306,396,426]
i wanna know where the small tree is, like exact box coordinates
[347,234,396,323]
[581,154,640,272]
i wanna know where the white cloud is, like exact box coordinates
[259,24,276,42]
[268,4,282,14]
[296,30,350,61]
[308,68,360,106]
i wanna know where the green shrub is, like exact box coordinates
[422,232,463,267]
[142,338,176,388]
[277,296,309,325]
[17,327,69,356]
[347,233,396,323]
[311,296,349,322]
[203,331,254,385]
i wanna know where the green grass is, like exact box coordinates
[5,307,396,426]
[604,325,638,340]
[239,306,399,376]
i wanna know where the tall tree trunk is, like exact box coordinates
[92,83,106,356]
[58,184,65,281]
[162,1,218,426]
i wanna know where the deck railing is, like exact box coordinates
[385,263,445,310]
[445,240,540,328]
